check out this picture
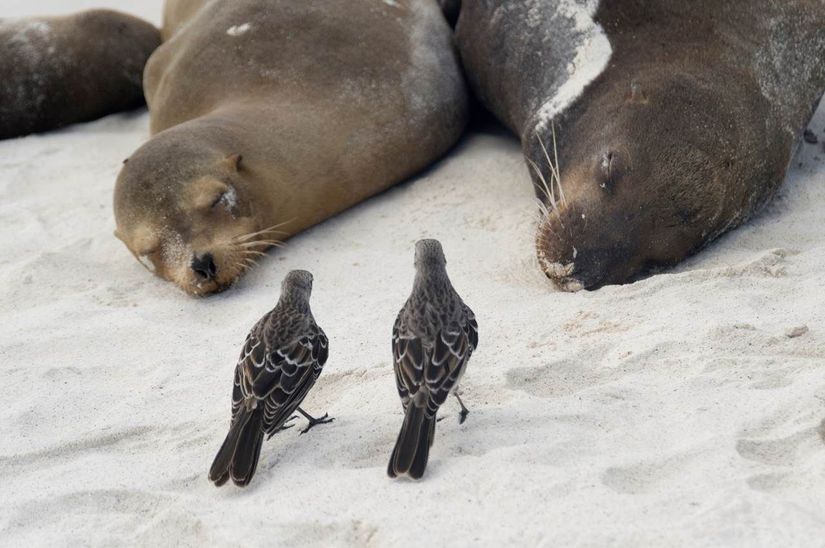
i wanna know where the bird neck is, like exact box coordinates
[413,265,451,292]
[278,292,311,314]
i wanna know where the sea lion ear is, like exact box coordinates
[225,153,243,172]
[626,81,648,104]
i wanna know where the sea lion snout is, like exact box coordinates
[535,198,642,292]
[191,253,218,281]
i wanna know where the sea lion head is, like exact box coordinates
[114,135,274,295]
[530,74,740,291]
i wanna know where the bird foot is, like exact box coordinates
[300,412,334,435]
[459,409,469,425]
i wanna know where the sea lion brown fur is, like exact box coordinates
[0,10,160,140]
[114,0,468,295]
[456,0,825,290]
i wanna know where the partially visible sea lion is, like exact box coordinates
[0,10,160,140]
[114,0,468,296]
[456,0,825,290]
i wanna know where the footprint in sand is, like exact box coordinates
[735,427,814,467]
[737,422,822,493]
[0,426,154,470]
[600,450,700,495]
[505,341,647,398]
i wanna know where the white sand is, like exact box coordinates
[2,2,825,546]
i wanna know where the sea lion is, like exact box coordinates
[0,10,160,140]
[114,0,468,296]
[456,0,825,290]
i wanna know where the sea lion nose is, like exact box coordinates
[191,253,217,281]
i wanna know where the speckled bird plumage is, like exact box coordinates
[209,270,330,487]
[388,239,478,479]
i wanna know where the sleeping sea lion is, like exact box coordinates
[456,0,825,290]
[0,10,160,139]
[114,0,467,295]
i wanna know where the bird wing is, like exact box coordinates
[463,305,479,352]
[392,313,424,409]
[424,314,475,416]
[233,328,329,435]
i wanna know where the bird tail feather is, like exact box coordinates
[209,408,265,487]
[388,404,435,479]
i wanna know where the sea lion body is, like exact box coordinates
[456,0,825,290]
[0,10,160,140]
[160,0,206,40]
[115,0,468,295]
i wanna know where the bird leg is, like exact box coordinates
[454,393,469,424]
[297,407,334,434]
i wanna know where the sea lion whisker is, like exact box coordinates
[550,122,567,207]
[534,197,551,220]
[236,240,285,249]
[536,133,561,198]
[241,258,259,271]
[537,123,568,209]
[241,250,268,258]
[231,220,293,243]
[527,157,558,213]
[231,229,289,243]
[242,240,286,249]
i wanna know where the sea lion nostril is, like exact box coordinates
[191,253,217,281]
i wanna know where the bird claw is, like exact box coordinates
[275,415,299,433]
[299,412,334,435]
[267,421,296,440]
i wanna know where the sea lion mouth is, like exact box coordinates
[535,250,583,293]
